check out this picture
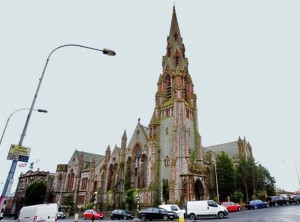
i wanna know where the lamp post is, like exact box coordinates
[211,152,219,203]
[0,108,48,147]
[94,191,98,209]
[136,188,140,215]
[0,44,116,217]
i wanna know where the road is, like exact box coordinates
[1,205,300,222]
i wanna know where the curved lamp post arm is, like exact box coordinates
[0,108,47,147]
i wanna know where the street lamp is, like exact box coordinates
[0,44,116,217]
[0,108,48,147]
[210,152,219,203]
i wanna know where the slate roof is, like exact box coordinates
[205,141,239,158]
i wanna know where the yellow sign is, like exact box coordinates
[9,144,31,156]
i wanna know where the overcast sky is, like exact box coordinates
[1,0,300,193]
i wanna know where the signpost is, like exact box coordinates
[7,144,31,162]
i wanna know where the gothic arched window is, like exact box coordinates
[166,76,172,100]
[125,157,132,190]
[106,164,114,191]
[135,146,142,188]
[175,56,179,66]
[141,154,148,188]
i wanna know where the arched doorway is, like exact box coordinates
[194,178,204,200]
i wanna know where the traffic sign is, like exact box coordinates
[18,155,29,162]
[7,144,31,162]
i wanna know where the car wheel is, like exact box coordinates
[275,203,278,207]
[238,207,241,211]
[123,216,127,220]
[162,215,168,221]
[140,215,146,221]
[254,205,258,210]
[189,214,196,220]
[100,217,103,220]
[84,217,86,220]
[218,212,225,219]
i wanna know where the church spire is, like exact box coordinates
[169,6,182,43]
[163,6,187,71]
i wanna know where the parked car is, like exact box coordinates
[83,209,104,220]
[138,207,176,221]
[57,212,66,219]
[266,196,289,207]
[220,202,241,212]
[159,204,185,217]
[111,209,135,220]
[289,195,300,204]
[245,200,269,209]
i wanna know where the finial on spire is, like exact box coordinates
[173,2,175,11]
[138,118,141,124]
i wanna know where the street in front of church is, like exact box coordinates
[2,205,300,222]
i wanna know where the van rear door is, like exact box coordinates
[36,204,58,222]
[18,205,38,222]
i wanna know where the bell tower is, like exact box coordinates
[149,6,206,203]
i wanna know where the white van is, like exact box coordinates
[186,200,228,219]
[17,203,58,222]
[159,204,186,217]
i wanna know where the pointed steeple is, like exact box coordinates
[121,130,127,151]
[162,6,187,72]
[169,6,182,42]
[122,130,127,140]
[105,145,111,163]
[121,130,127,162]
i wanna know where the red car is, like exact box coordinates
[221,202,241,212]
[83,209,104,220]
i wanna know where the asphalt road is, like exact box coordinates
[2,205,300,222]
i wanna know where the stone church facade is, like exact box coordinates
[50,7,253,210]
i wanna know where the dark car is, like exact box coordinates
[138,207,176,221]
[57,212,66,219]
[245,199,269,209]
[111,209,135,220]
[266,196,289,207]
[289,195,300,204]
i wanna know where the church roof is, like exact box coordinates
[77,150,104,162]
[74,150,104,170]
[205,141,240,158]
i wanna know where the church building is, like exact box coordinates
[50,7,252,210]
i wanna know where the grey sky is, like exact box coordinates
[1,0,300,193]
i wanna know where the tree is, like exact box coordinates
[236,155,250,202]
[256,164,276,196]
[63,194,74,207]
[236,156,276,201]
[63,194,75,215]
[216,151,236,201]
[25,180,47,206]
